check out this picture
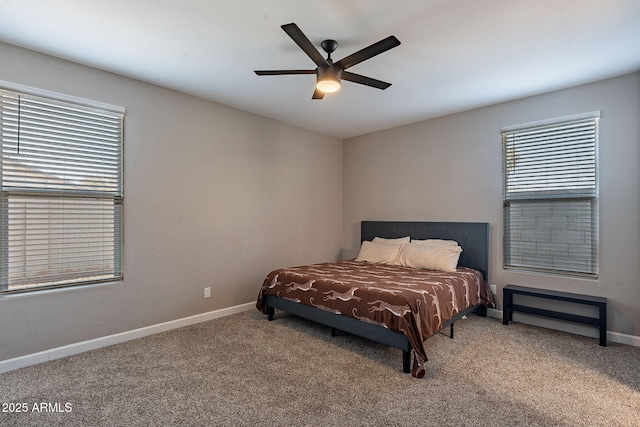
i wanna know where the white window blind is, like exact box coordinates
[1,88,123,293]
[502,113,599,277]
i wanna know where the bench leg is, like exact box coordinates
[503,290,512,325]
[598,303,607,347]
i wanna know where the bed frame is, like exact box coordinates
[264,220,490,374]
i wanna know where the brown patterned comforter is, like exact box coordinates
[256,260,495,378]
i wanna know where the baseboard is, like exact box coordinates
[487,307,501,319]
[0,302,255,374]
[607,330,640,347]
[486,308,640,347]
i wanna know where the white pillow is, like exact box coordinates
[398,243,462,272]
[356,241,404,265]
[411,238,459,247]
[372,236,410,244]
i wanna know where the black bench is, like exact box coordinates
[503,284,607,346]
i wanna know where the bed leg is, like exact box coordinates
[267,307,274,321]
[476,305,488,317]
[450,323,454,339]
[402,350,411,373]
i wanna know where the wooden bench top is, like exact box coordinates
[503,284,607,305]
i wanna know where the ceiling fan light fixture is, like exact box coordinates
[316,65,342,93]
[316,77,341,93]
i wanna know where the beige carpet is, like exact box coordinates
[1,309,638,426]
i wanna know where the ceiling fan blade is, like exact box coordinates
[334,35,400,70]
[312,88,325,100]
[281,23,328,68]
[255,70,316,75]
[341,71,392,89]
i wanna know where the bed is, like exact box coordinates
[256,221,495,378]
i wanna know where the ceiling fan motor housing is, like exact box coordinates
[317,63,342,81]
[316,63,342,93]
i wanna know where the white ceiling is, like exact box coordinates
[1,0,639,139]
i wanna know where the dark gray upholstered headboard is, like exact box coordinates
[361,221,489,281]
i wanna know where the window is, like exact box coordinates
[502,112,599,277]
[1,85,123,294]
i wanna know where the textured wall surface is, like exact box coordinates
[344,72,640,338]
[0,42,343,361]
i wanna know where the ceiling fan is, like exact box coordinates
[254,23,401,99]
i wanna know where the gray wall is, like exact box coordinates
[1,39,638,363]
[0,42,343,361]
[344,72,640,338]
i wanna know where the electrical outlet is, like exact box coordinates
[490,284,497,294]
[204,287,211,298]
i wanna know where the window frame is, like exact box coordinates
[0,81,124,294]
[502,112,599,278]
